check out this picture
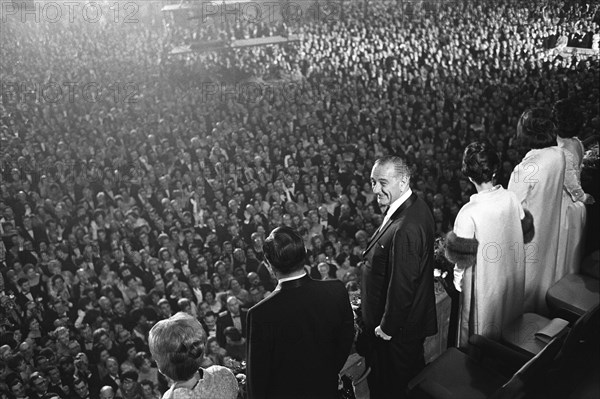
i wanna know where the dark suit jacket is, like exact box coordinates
[15,286,46,314]
[216,309,248,348]
[246,275,354,399]
[18,226,48,248]
[361,193,437,341]
[100,373,120,394]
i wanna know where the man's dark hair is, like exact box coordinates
[223,326,242,342]
[72,377,86,389]
[6,375,23,389]
[139,379,155,390]
[335,252,348,266]
[263,226,306,275]
[39,348,55,359]
[50,274,64,285]
[6,353,25,370]
[121,370,139,382]
[203,311,217,320]
[123,341,136,353]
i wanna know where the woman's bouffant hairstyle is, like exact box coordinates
[516,108,557,149]
[461,141,500,185]
[552,98,583,139]
[148,312,206,381]
[263,226,307,274]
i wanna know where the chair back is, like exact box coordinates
[492,304,600,399]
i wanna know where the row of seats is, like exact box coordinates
[408,251,600,399]
[547,250,600,323]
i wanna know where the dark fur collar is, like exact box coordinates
[445,231,478,268]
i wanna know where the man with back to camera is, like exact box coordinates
[361,155,437,398]
[246,226,355,399]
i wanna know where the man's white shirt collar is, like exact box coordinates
[276,272,307,290]
[382,188,413,225]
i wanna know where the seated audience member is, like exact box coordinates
[335,253,357,282]
[315,261,336,281]
[71,378,91,399]
[100,357,121,394]
[120,370,143,399]
[139,379,161,399]
[156,299,173,320]
[46,366,70,398]
[57,355,75,387]
[74,351,102,396]
[28,371,60,399]
[148,312,238,399]
[133,352,160,389]
[201,311,218,339]
[223,326,246,362]
[204,290,223,314]
[6,376,28,399]
[226,278,251,307]
[176,298,197,318]
[247,285,265,307]
[202,336,228,367]
[216,296,248,348]
[6,353,32,385]
[99,385,116,399]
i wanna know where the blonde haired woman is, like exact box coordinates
[149,312,238,399]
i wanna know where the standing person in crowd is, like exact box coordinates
[216,296,247,348]
[508,108,566,314]
[246,226,354,399]
[148,312,238,399]
[361,156,437,399]
[445,141,534,347]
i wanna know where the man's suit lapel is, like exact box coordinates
[363,193,418,256]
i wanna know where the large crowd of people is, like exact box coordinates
[0,0,599,397]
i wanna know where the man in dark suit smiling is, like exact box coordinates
[246,226,354,399]
[361,155,437,398]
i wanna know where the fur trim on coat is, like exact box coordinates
[445,231,478,268]
[521,209,535,244]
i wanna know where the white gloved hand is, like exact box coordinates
[453,266,464,293]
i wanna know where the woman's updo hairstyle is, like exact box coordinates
[149,312,206,381]
[552,98,583,139]
[461,141,500,185]
[516,108,557,150]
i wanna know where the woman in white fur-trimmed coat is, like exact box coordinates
[446,141,534,348]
